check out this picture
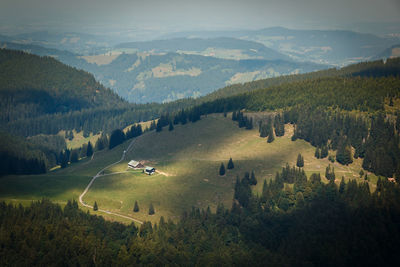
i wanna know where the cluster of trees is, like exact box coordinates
[314,144,328,159]
[3,166,400,265]
[288,107,399,177]
[362,113,400,177]
[232,110,253,129]
[58,141,93,168]
[325,164,336,181]
[219,158,235,176]
[234,171,258,208]
[0,132,65,175]
[132,201,156,215]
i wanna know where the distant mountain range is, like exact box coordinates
[0,27,398,103]
[0,41,325,103]
[115,37,290,61]
[165,27,399,66]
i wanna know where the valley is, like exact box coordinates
[1,22,400,265]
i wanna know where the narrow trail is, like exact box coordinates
[79,139,143,225]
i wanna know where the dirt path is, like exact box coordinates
[79,139,143,225]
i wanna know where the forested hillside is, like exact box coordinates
[198,57,400,102]
[175,58,400,178]
[0,49,124,123]
[2,171,400,266]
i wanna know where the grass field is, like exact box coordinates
[84,113,376,223]
[0,113,377,224]
[58,130,101,149]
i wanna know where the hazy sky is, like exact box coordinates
[1,0,399,34]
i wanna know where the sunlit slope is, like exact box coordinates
[84,114,370,223]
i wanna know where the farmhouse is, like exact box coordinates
[145,166,156,175]
[128,160,144,169]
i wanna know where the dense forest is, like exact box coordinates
[0,49,124,124]
[1,166,400,266]
[1,52,399,179]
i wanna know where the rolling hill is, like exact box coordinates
[0,114,372,223]
[0,42,326,103]
[166,27,399,66]
[374,44,400,59]
[115,37,290,61]
[0,48,125,124]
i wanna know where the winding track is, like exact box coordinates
[79,139,143,224]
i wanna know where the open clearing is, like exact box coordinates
[0,113,375,224]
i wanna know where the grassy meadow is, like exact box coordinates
[0,113,376,224]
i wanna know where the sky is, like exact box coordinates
[0,0,399,35]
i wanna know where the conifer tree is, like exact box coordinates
[93,201,98,211]
[259,123,269,138]
[133,201,139,212]
[156,121,163,132]
[232,111,237,121]
[315,147,321,159]
[296,154,304,167]
[168,121,174,131]
[148,203,155,215]
[267,124,275,143]
[219,163,226,176]
[321,145,328,158]
[86,141,93,157]
[325,164,336,181]
[339,176,346,193]
[227,158,234,169]
[250,170,257,185]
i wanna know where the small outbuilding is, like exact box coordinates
[128,160,144,169]
[144,166,156,175]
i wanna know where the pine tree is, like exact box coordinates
[86,141,93,157]
[339,176,345,193]
[93,201,98,211]
[156,121,163,132]
[267,131,275,143]
[250,170,257,185]
[227,158,234,169]
[133,201,139,212]
[219,163,226,176]
[325,164,336,181]
[259,123,269,138]
[148,203,155,215]
[320,145,328,158]
[315,147,321,159]
[232,111,237,121]
[296,154,304,167]
[168,121,174,131]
